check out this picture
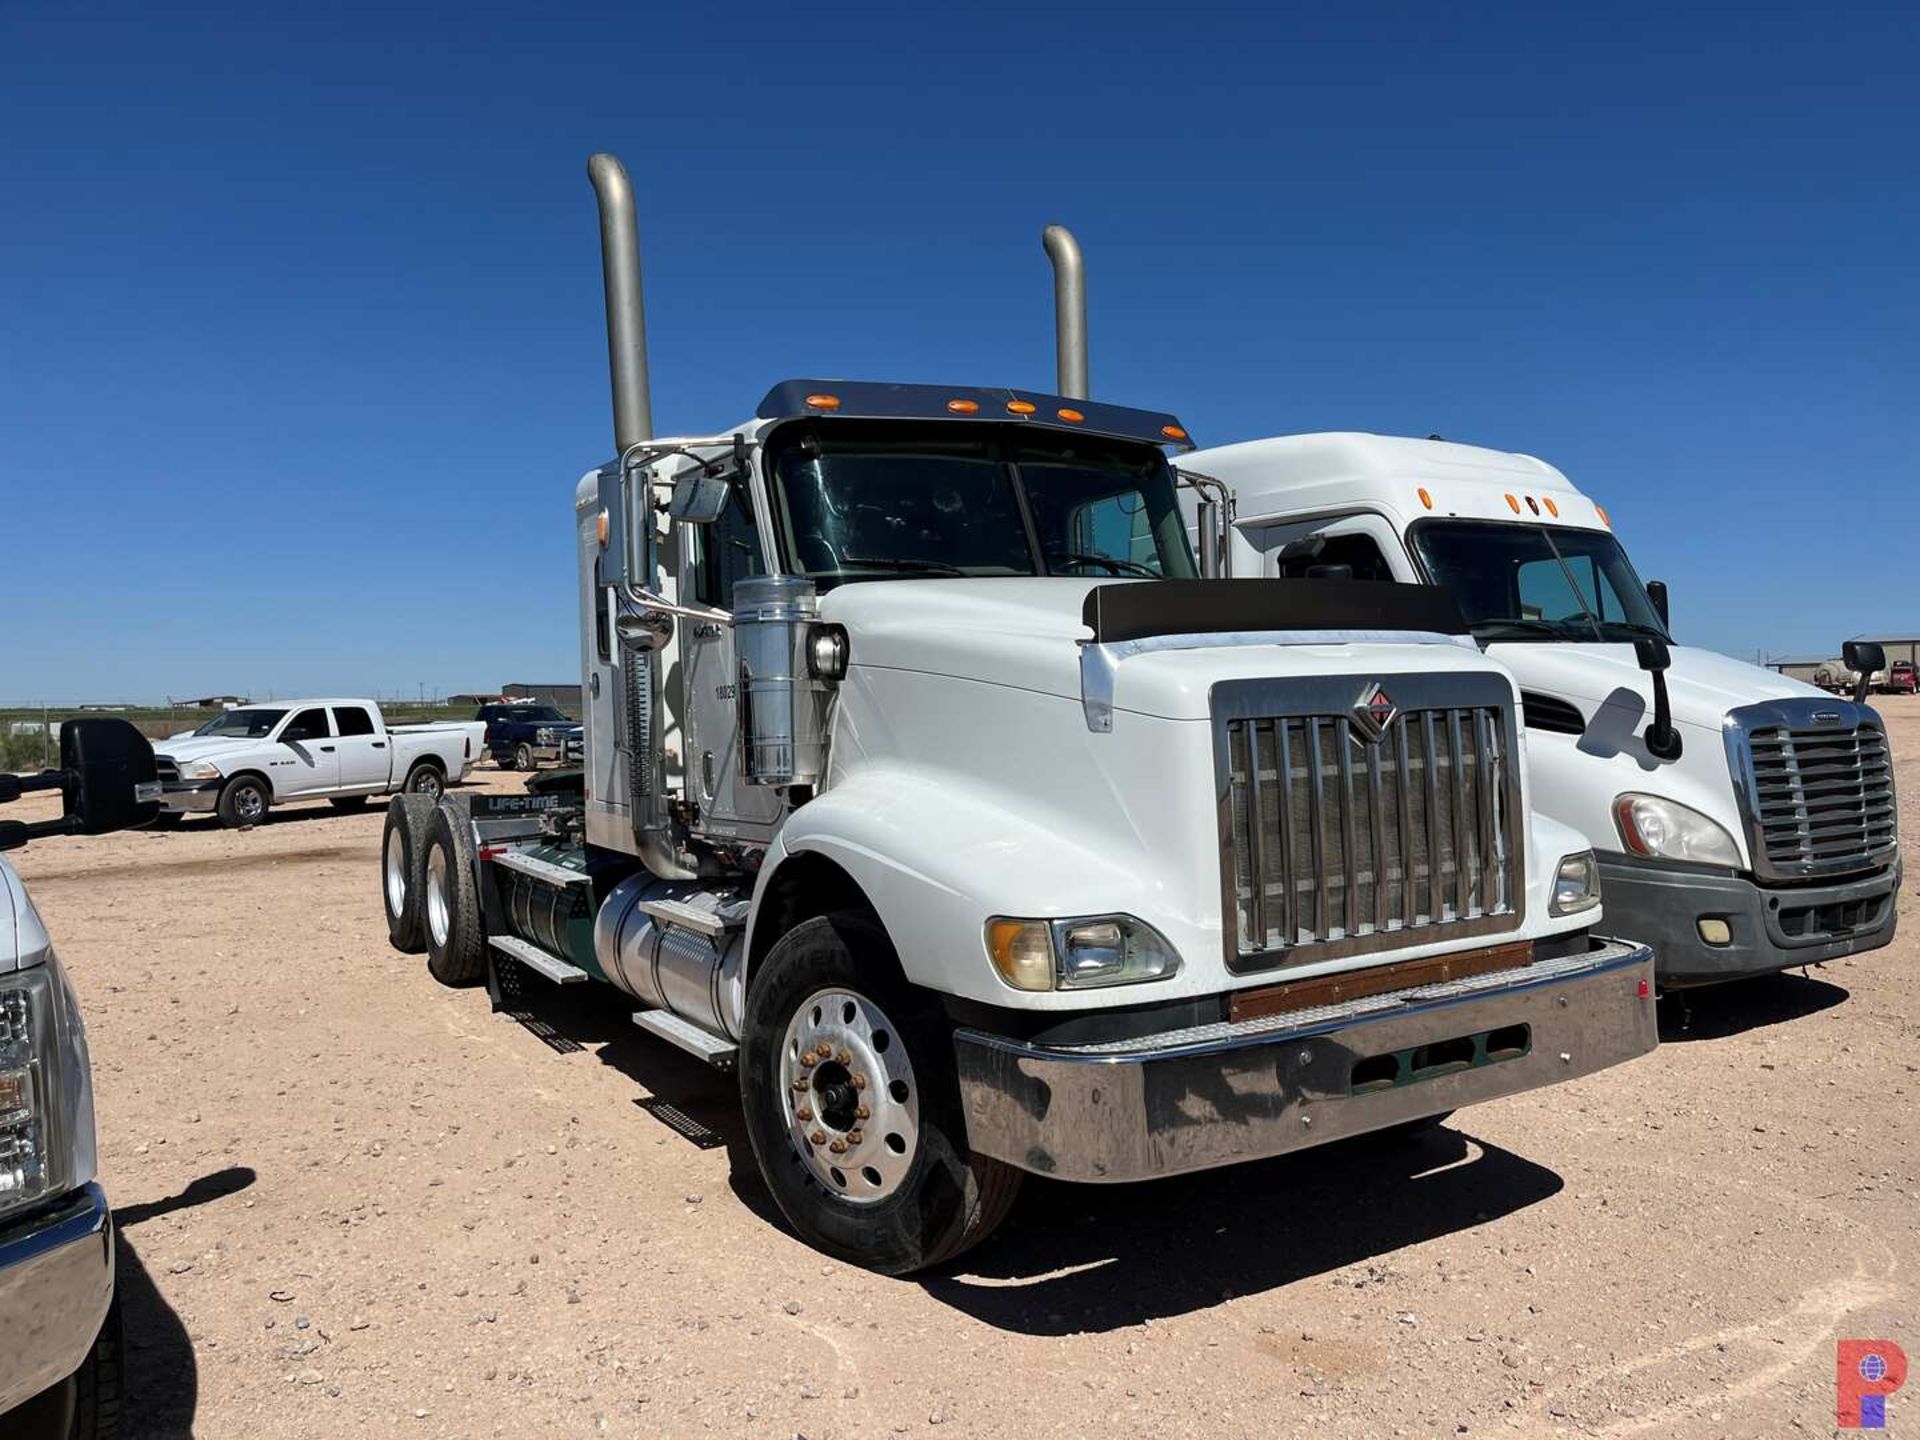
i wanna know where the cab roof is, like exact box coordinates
[757,379,1194,451]
[1187,432,1610,533]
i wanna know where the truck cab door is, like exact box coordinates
[272,707,340,797]
[330,705,388,792]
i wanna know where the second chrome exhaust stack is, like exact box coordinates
[1041,224,1088,400]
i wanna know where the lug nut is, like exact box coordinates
[791,1078,810,1093]
[828,1138,848,1155]
[847,1129,864,1146]
[836,1048,852,1065]
[855,1104,870,1121]
[801,1050,818,1067]
[795,1106,812,1122]
[809,1130,826,1147]
[850,1073,868,1091]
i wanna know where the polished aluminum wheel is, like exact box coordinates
[778,987,919,1203]
[384,827,408,917]
[234,783,266,822]
[410,768,443,798]
[425,844,451,948]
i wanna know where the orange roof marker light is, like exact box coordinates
[1161,424,1189,442]
[1525,495,1540,515]
[1416,487,1435,510]
[1543,496,1560,517]
[1505,493,1522,514]
[804,393,841,410]
[1596,504,1611,527]
[1005,399,1037,415]
[1057,408,1085,424]
[946,398,980,414]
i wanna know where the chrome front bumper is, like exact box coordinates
[158,780,220,813]
[0,1184,114,1415]
[955,940,1657,1183]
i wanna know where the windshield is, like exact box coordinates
[769,425,1197,587]
[194,707,287,737]
[1410,521,1669,643]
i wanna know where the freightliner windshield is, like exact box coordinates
[768,424,1197,589]
[1410,520,1669,643]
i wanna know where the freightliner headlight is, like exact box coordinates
[1613,793,1741,868]
[0,968,74,1219]
[984,915,1182,992]
[1549,851,1602,916]
[173,758,221,782]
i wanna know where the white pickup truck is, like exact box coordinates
[153,699,483,828]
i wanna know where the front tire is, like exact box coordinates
[513,741,535,771]
[215,775,270,829]
[738,913,1022,1275]
[404,762,445,800]
[422,803,486,985]
[381,794,438,953]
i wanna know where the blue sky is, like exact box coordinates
[3,1,1914,700]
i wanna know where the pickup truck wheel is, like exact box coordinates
[381,794,438,953]
[513,741,535,771]
[215,775,270,829]
[739,913,1022,1275]
[404,762,445,800]
[422,804,486,985]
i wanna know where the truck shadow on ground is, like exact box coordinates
[500,976,1566,1329]
[113,1167,256,1439]
[921,1127,1559,1334]
[1656,971,1849,1042]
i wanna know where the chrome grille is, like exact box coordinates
[1733,703,1895,879]
[154,757,180,784]
[1215,675,1524,972]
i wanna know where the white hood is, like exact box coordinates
[0,857,52,975]
[150,734,267,765]
[1489,642,1824,732]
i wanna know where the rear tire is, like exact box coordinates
[404,762,445,800]
[381,794,438,953]
[513,741,535,771]
[738,912,1022,1275]
[496,749,517,771]
[422,803,486,986]
[215,775,270,829]
[329,795,371,813]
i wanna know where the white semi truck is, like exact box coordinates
[1181,432,1899,988]
[375,155,1657,1274]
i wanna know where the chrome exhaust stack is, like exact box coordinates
[587,153,654,452]
[1041,224,1088,400]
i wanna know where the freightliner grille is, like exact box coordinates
[1215,674,1524,972]
[1731,702,1896,879]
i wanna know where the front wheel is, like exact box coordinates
[215,775,270,829]
[513,742,535,771]
[738,913,1022,1275]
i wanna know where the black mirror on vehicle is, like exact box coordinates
[1631,637,1682,761]
[1646,579,1669,629]
[61,718,160,833]
[1274,534,1326,573]
[1842,640,1885,707]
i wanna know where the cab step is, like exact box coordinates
[634,895,747,938]
[490,849,591,887]
[488,934,590,984]
[633,1009,738,1071]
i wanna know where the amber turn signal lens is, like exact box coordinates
[1543,496,1559,517]
[1505,493,1521,513]
[1161,424,1188,441]
[804,393,841,410]
[1057,408,1085,423]
[1417,487,1434,510]
[596,509,609,546]
[1006,400,1037,415]
[985,919,1053,992]
[946,399,980,414]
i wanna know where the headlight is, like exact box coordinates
[1613,793,1741,867]
[984,915,1182,992]
[1550,851,1601,916]
[536,728,557,743]
[0,969,72,1218]
[174,758,221,782]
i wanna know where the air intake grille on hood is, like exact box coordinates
[1521,692,1586,735]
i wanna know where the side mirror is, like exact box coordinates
[1632,638,1682,761]
[666,471,734,525]
[615,608,674,652]
[61,718,160,834]
[1275,534,1326,570]
[1842,641,1885,706]
[1646,579,1670,630]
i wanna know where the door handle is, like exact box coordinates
[371,741,386,749]
[320,745,335,752]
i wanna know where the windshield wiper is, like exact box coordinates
[1471,617,1585,639]
[839,555,967,577]
[1589,619,1671,641]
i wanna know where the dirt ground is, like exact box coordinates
[11,699,1917,1439]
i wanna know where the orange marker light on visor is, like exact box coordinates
[804,393,841,410]
[1543,496,1559,517]
[1006,400,1037,415]
[1057,408,1085,423]
[1161,424,1188,441]
[946,399,980,414]
[1505,493,1521,513]
[1596,504,1611,527]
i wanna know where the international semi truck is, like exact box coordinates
[1180,432,1899,988]
[374,154,1657,1275]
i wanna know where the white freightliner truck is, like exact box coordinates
[374,155,1657,1274]
[1181,433,1899,988]
[0,718,160,1435]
